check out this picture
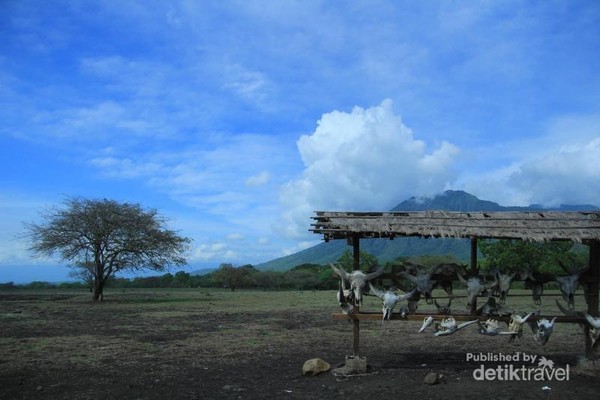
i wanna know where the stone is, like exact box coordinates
[331,355,369,376]
[424,372,441,385]
[302,358,331,376]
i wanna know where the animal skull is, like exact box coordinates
[507,312,533,342]
[419,316,434,333]
[434,317,478,337]
[477,318,519,336]
[330,263,385,306]
[555,272,582,311]
[585,314,600,349]
[434,299,452,315]
[457,274,498,311]
[369,283,416,323]
[496,272,516,304]
[520,270,544,305]
[398,304,410,318]
[530,317,557,345]
[337,279,354,314]
[398,264,441,304]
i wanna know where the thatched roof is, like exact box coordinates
[310,210,600,243]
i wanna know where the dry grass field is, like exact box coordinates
[1,287,599,399]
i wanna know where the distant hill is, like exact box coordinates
[255,190,598,271]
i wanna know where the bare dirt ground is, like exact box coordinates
[1,288,599,399]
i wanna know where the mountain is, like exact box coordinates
[255,190,598,271]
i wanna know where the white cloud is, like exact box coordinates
[279,99,460,239]
[245,171,270,187]
[460,115,600,208]
[226,233,244,241]
[192,242,231,261]
[506,137,600,207]
[90,157,163,179]
[222,64,274,109]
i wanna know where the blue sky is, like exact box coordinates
[1,1,600,283]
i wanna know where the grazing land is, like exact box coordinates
[1,288,599,399]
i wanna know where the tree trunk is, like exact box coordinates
[93,278,105,301]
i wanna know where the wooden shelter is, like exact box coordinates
[311,210,600,356]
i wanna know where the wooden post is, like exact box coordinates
[585,240,599,358]
[352,233,360,356]
[469,236,478,315]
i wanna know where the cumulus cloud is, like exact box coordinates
[506,137,600,207]
[279,99,460,239]
[192,242,237,261]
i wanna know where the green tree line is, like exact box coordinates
[2,241,588,291]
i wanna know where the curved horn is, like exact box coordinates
[427,263,442,278]
[585,314,600,329]
[457,272,468,285]
[368,282,384,300]
[401,287,418,301]
[555,299,577,317]
[398,271,417,283]
[365,265,386,281]
[329,263,349,281]
[484,278,498,290]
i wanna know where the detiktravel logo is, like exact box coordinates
[466,352,570,381]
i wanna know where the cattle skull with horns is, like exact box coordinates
[507,312,533,342]
[369,283,417,323]
[477,318,519,336]
[520,270,554,305]
[585,314,600,349]
[330,263,385,306]
[457,273,498,311]
[528,315,558,345]
[397,264,441,304]
[496,271,517,304]
[434,317,478,337]
[555,262,587,311]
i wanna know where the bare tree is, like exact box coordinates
[25,197,192,301]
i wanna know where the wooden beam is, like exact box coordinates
[352,233,360,355]
[469,236,478,315]
[586,240,599,358]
